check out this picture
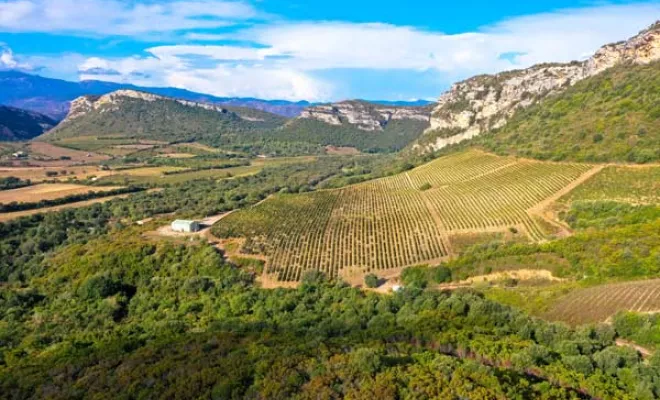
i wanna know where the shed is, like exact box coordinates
[171,220,201,233]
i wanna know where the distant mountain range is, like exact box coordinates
[0,70,311,119]
[0,70,433,120]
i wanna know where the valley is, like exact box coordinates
[0,18,659,400]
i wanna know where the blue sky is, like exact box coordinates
[0,1,659,101]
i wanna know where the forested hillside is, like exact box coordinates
[41,92,287,146]
[271,117,430,153]
[479,61,660,162]
[0,106,57,141]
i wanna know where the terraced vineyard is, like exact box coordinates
[544,279,660,325]
[213,150,595,282]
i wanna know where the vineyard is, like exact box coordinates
[213,150,596,282]
[544,279,660,325]
[562,165,660,204]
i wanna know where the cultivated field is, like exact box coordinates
[562,165,660,204]
[544,279,660,325]
[0,166,116,182]
[214,150,596,282]
[29,142,110,163]
[50,136,167,154]
[0,183,121,204]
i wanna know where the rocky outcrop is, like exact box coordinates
[298,101,430,131]
[418,21,660,152]
[64,90,235,122]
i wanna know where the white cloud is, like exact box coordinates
[5,1,659,100]
[0,0,258,35]
[0,45,31,69]
[232,3,660,75]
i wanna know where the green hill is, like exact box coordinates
[479,61,660,163]
[41,91,287,145]
[0,106,57,141]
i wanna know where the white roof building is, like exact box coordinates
[171,220,201,233]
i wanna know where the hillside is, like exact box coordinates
[212,150,594,282]
[267,101,432,153]
[415,20,660,152]
[0,105,57,141]
[0,70,309,119]
[41,90,287,145]
[478,61,660,162]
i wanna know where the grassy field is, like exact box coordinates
[213,150,595,282]
[120,166,188,176]
[50,135,167,154]
[95,164,263,186]
[0,183,121,204]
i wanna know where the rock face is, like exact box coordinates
[418,21,660,152]
[64,90,236,122]
[298,100,430,131]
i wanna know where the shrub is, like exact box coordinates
[432,266,452,283]
[401,266,429,288]
[364,274,379,288]
[78,275,122,300]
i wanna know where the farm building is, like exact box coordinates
[171,220,201,233]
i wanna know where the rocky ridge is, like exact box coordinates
[64,90,255,122]
[417,21,660,151]
[298,101,430,131]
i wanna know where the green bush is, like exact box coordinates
[364,273,379,288]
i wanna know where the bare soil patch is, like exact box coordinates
[325,146,360,155]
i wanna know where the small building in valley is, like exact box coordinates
[171,220,201,233]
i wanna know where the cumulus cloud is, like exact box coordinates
[67,2,658,100]
[0,0,258,35]
[3,1,658,100]
[0,45,31,69]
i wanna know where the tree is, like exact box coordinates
[364,274,379,288]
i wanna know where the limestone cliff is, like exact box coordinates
[298,100,430,131]
[417,21,660,151]
[64,90,238,122]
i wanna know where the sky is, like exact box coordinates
[0,1,658,102]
